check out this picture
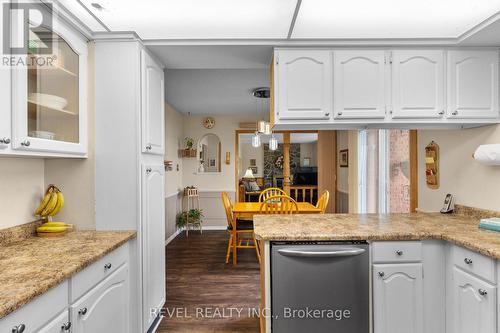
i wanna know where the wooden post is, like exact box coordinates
[283,132,291,195]
[410,130,418,213]
[318,131,337,213]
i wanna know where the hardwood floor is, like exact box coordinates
[157,231,261,333]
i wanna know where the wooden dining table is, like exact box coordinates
[232,201,322,220]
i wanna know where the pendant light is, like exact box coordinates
[257,120,267,133]
[263,122,272,135]
[252,132,261,148]
[269,135,278,151]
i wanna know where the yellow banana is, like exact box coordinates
[43,222,68,227]
[40,191,58,217]
[37,226,68,233]
[34,186,54,216]
[48,191,65,216]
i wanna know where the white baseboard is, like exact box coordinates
[165,225,227,246]
[165,229,182,245]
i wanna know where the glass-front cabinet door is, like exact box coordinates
[11,7,87,156]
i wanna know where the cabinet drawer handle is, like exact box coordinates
[478,289,488,296]
[21,140,30,147]
[438,111,444,116]
[378,271,385,277]
[146,168,152,173]
[11,324,25,333]
[0,137,10,144]
[79,307,88,316]
[146,144,152,150]
[61,322,72,331]
[104,263,112,270]
[396,250,403,256]
[325,113,330,116]
[452,110,458,116]
[464,258,473,265]
[337,112,343,116]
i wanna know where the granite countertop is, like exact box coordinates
[254,213,500,259]
[0,230,136,319]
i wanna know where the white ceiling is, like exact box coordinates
[293,0,500,39]
[165,69,269,115]
[73,0,500,41]
[148,45,273,69]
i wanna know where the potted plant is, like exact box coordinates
[176,208,204,228]
[185,137,195,150]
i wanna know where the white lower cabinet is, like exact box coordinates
[452,267,497,333]
[373,263,424,333]
[38,311,71,333]
[71,264,129,333]
[0,244,130,333]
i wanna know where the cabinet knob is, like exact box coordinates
[325,113,330,116]
[478,289,488,296]
[21,140,30,147]
[396,250,403,256]
[0,137,10,144]
[146,144,152,150]
[378,271,385,277]
[438,111,445,116]
[11,324,25,333]
[337,112,343,116]
[464,258,473,265]
[104,263,112,270]
[79,307,88,316]
[146,168,152,173]
[61,322,72,331]
[452,110,459,116]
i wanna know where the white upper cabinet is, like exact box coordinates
[373,263,424,333]
[275,50,332,120]
[334,50,386,119]
[141,50,165,155]
[10,4,88,156]
[391,50,445,119]
[452,267,496,333]
[447,51,499,119]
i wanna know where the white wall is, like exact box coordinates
[240,142,264,177]
[418,125,500,212]
[182,114,259,191]
[0,158,44,228]
[164,103,184,195]
[299,142,317,167]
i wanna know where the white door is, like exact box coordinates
[373,264,423,333]
[141,50,165,155]
[276,50,332,120]
[452,268,496,333]
[141,164,166,331]
[447,51,499,119]
[334,50,387,119]
[392,51,445,119]
[37,311,70,333]
[71,265,129,333]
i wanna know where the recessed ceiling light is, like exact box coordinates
[90,3,104,10]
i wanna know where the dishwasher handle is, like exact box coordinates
[278,247,366,258]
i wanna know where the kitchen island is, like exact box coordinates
[254,211,500,333]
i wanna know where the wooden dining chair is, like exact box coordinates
[259,195,299,214]
[316,190,330,214]
[259,187,287,202]
[221,192,260,266]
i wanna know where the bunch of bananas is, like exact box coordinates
[35,185,65,218]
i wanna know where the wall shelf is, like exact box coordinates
[179,149,197,158]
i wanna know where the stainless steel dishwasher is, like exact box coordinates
[271,241,369,333]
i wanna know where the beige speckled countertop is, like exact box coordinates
[0,230,136,319]
[254,213,500,259]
